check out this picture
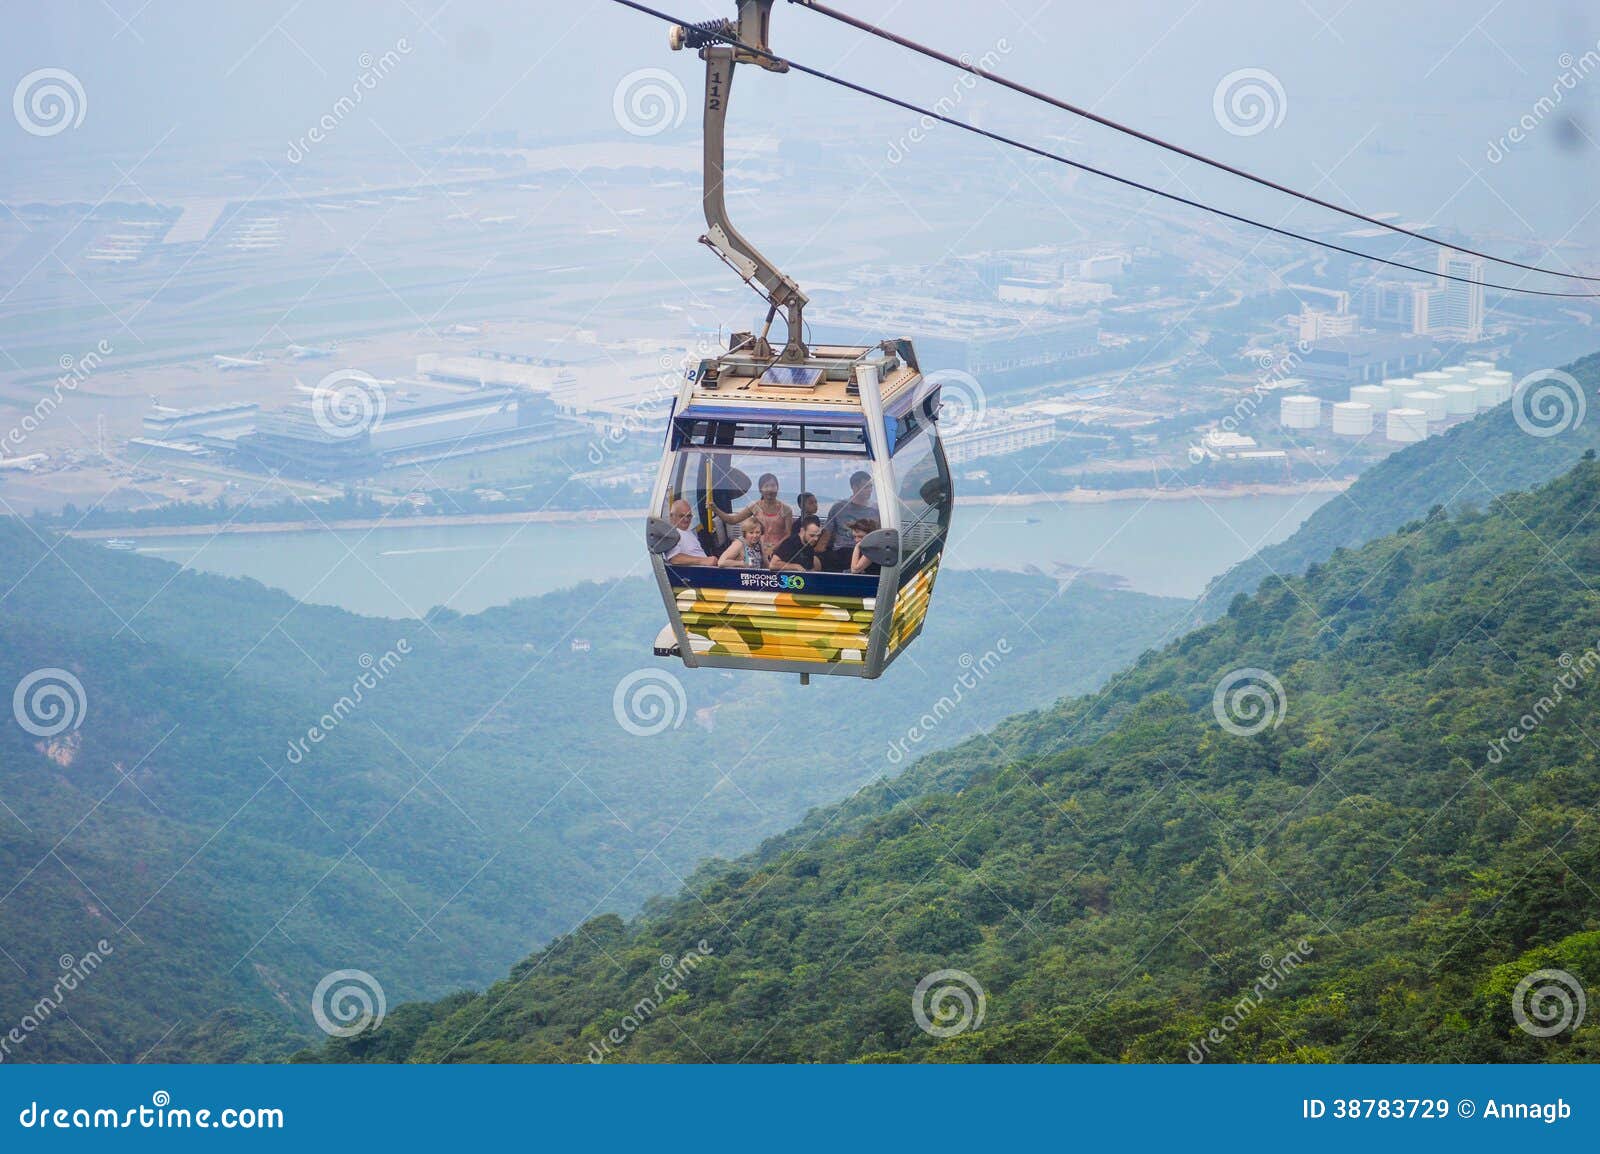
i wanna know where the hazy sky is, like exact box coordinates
[3,1,1598,242]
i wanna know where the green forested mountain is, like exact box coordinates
[1198,351,1600,617]
[318,457,1600,1063]
[0,520,1185,1061]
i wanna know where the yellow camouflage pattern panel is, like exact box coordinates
[887,555,940,656]
[675,587,874,664]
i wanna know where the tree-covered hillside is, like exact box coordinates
[317,457,1600,1063]
[0,520,1185,1061]
[1198,351,1600,616]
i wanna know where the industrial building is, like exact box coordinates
[1358,280,1432,332]
[812,301,1102,389]
[219,384,589,480]
[125,438,213,466]
[142,401,259,440]
[997,277,1113,308]
[1296,309,1361,341]
[416,350,572,391]
[941,415,1057,465]
[1296,332,1434,385]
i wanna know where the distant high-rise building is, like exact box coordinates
[1434,250,1485,341]
[1297,309,1361,341]
[1358,280,1435,333]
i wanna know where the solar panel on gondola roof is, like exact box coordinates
[758,365,824,389]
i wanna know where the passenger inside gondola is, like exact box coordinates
[846,517,882,575]
[770,515,824,572]
[821,470,878,567]
[665,499,718,566]
[662,446,888,578]
[714,472,792,551]
[718,517,769,568]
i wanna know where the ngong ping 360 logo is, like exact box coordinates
[738,571,805,591]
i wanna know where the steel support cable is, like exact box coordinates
[610,0,1600,298]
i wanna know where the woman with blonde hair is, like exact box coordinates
[718,517,770,569]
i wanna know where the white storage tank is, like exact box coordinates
[1439,384,1479,414]
[1332,401,1374,435]
[1404,390,1448,421]
[1441,365,1475,386]
[1463,360,1496,376]
[1350,384,1393,411]
[1471,375,1509,407]
[1280,394,1322,429]
[1387,408,1429,443]
[1383,376,1420,406]
[1414,370,1453,392]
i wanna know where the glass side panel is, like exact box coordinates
[891,412,951,558]
[658,449,883,572]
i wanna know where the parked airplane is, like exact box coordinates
[214,355,266,370]
[287,344,335,359]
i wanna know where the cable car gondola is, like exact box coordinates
[644,0,952,681]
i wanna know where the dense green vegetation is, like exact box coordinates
[0,520,1185,1061]
[1199,351,1600,616]
[315,457,1600,1062]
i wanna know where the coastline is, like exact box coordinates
[62,479,1348,540]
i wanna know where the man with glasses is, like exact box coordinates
[665,498,717,566]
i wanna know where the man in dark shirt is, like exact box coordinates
[822,470,879,569]
[771,515,824,572]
